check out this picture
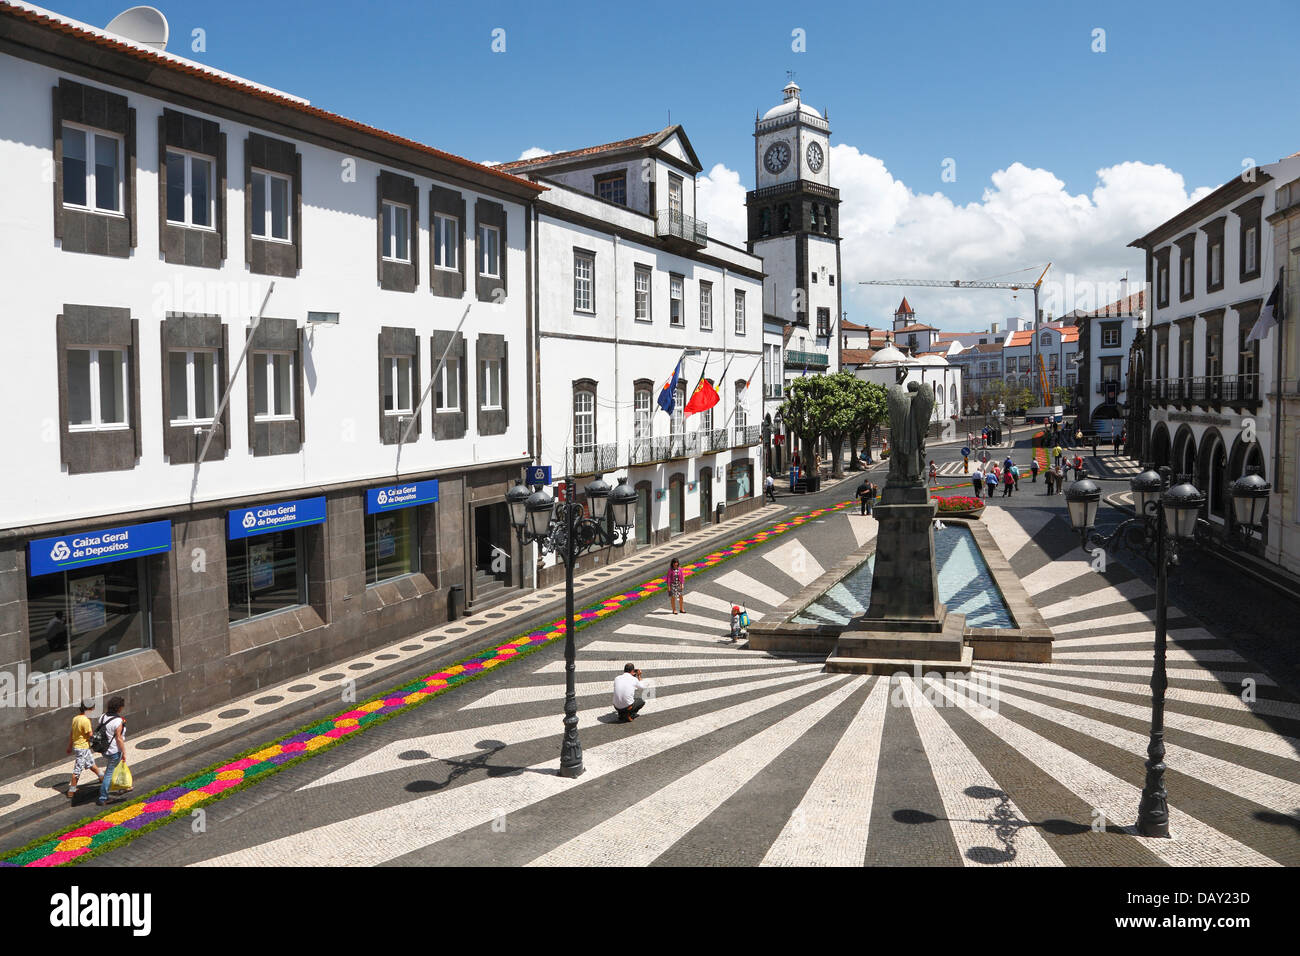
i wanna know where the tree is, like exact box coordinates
[779,372,885,478]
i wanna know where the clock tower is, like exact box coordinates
[747,81,842,370]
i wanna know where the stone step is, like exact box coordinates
[832,630,966,662]
[825,644,974,676]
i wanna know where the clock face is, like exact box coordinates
[806,141,824,173]
[764,141,791,174]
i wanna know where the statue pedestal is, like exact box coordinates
[826,491,973,675]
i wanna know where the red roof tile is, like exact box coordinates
[496,130,665,171]
[895,296,914,315]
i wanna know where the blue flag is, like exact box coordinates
[657,359,681,414]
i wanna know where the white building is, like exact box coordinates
[1001,323,1080,410]
[1130,155,1300,546]
[1072,289,1145,438]
[746,81,842,459]
[852,346,963,426]
[0,3,542,778]
[1267,165,1300,572]
[499,127,766,583]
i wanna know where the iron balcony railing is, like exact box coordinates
[1148,374,1259,406]
[1095,379,1126,394]
[567,442,619,476]
[655,209,708,246]
[733,424,760,448]
[746,179,839,202]
[784,350,828,368]
[1223,373,1261,402]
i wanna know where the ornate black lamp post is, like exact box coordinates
[506,473,636,777]
[1065,464,1270,836]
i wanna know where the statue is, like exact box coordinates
[886,380,935,484]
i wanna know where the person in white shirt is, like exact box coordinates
[612,663,647,723]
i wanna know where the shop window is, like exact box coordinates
[365,507,421,585]
[227,528,306,623]
[726,460,754,501]
[27,560,150,673]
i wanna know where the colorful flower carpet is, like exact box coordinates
[2,498,855,867]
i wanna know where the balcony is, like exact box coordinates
[747,178,839,202]
[1095,379,1126,395]
[733,424,760,448]
[1223,373,1261,406]
[785,350,829,368]
[567,442,619,476]
[655,209,707,248]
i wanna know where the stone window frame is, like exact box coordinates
[1154,247,1172,308]
[816,307,831,337]
[378,326,420,445]
[377,170,419,293]
[632,378,654,446]
[245,316,305,457]
[1234,299,1262,394]
[430,186,467,298]
[52,79,137,258]
[1201,217,1226,294]
[573,378,598,452]
[593,170,627,206]
[669,273,685,327]
[734,289,747,336]
[56,304,142,474]
[1233,196,1264,283]
[476,333,509,437]
[699,280,713,331]
[430,330,467,440]
[1175,233,1197,303]
[244,132,301,278]
[573,247,596,314]
[1100,321,1123,349]
[160,312,230,464]
[158,108,226,268]
[1201,308,1225,381]
[474,198,508,302]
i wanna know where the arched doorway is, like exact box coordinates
[1197,428,1227,521]
[1150,423,1171,469]
[1171,425,1196,479]
[634,480,652,546]
[668,473,684,536]
[699,467,713,525]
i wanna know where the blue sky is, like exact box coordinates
[44,0,1300,327]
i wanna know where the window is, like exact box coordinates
[28,558,149,673]
[699,281,713,331]
[433,213,458,271]
[252,352,294,419]
[482,358,503,410]
[68,348,128,429]
[574,250,595,313]
[434,358,461,411]
[594,171,627,206]
[1048,354,1058,370]
[811,272,819,284]
[829,275,835,286]
[671,383,686,440]
[1207,332,1221,378]
[1039,332,1051,346]
[365,508,420,585]
[1244,226,1257,273]
[1158,264,1169,305]
[168,350,218,424]
[1209,241,1222,287]
[759,209,771,237]
[383,355,414,415]
[165,149,214,228]
[1180,337,1193,378]
[1066,373,1076,388]
[62,124,122,213]
[574,389,595,451]
[1019,356,1030,372]
[478,223,500,277]
[1101,327,1121,348]
[811,204,820,230]
[381,201,411,262]
[634,266,652,321]
[250,169,291,241]
[816,307,831,337]
[227,528,305,623]
[734,289,747,335]
[634,389,651,442]
[670,275,684,327]
[668,174,683,218]
[1180,252,1193,296]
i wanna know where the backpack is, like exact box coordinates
[738,609,750,629]
[90,714,118,755]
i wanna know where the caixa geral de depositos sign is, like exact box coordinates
[227,496,327,540]
[365,479,439,514]
[28,520,173,577]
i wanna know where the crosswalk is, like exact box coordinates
[158,502,1298,869]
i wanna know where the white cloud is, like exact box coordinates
[517,146,553,161]
[700,144,1214,331]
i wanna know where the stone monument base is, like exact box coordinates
[825,611,972,675]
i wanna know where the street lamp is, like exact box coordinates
[1065,464,1269,837]
[507,472,636,778]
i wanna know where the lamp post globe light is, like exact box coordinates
[507,471,636,778]
[1065,463,1269,838]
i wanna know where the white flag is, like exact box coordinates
[1246,280,1282,344]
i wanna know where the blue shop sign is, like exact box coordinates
[228,496,327,540]
[366,479,439,514]
[29,520,172,577]
[524,465,551,486]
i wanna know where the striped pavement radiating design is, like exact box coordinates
[22,499,1297,869]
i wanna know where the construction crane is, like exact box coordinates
[860,263,1054,407]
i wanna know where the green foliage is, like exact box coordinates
[779,372,887,453]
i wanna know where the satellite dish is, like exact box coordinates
[105,6,169,50]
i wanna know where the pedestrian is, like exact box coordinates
[1053,443,1063,467]
[1114,433,1122,456]
[928,460,938,486]
[971,464,984,498]
[1030,458,1040,483]
[95,696,127,806]
[730,605,750,643]
[1092,434,1100,457]
[985,468,998,498]
[612,664,647,722]
[1044,467,1055,495]
[1054,463,1065,493]
[667,557,685,614]
[764,472,776,502]
[856,478,870,516]
[1011,462,1021,491]
[1075,428,1084,447]
[1002,467,1014,497]
[865,480,877,516]
[44,610,68,652]
[65,699,103,800]
[1073,455,1084,481]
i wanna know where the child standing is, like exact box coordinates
[730,605,749,643]
[65,699,102,799]
[667,558,685,614]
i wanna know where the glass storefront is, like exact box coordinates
[226,528,305,623]
[365,507,420,584]
[28,559,149,673]
[727,461,754,502]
